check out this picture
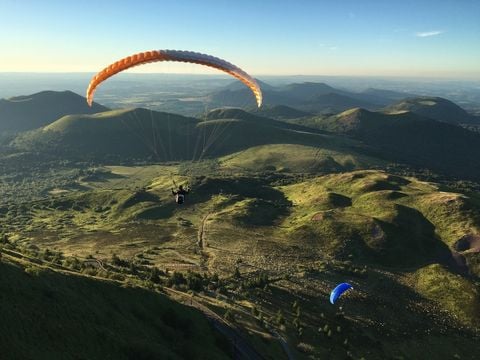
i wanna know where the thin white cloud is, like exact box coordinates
[415,30,444,37]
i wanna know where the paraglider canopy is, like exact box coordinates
[330,282,353,304]
[86,49,263,107]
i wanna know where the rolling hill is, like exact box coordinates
[383,96,478,125]
[1,158,479,358]
[253,105,312,120]
[0,91,108,133]
[208,81,386,113]
[310,108,480,180]
[0,257,229,360]
[359,88,417,105]
[13,107,372,165]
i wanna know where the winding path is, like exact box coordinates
[197,212,211,249]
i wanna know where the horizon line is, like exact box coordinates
[0,71,479,81]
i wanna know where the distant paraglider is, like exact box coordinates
[86,49,263,107]
[330,282,353,304]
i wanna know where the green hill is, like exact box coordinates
[0,91,107,133]
[13,108,198,160]
[13,107,372,165]
[0,257,228,360]
[220,143,384,173]
[311,108,480,180]
[253,105,312,120]
[208,82,380,113]
[2,163,480,359]
[383,96,478,125]
[205,107,321,133]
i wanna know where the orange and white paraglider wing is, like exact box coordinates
[86,50,262,107]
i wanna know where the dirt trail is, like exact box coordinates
[197,212,213,270]
[197,213,211,249]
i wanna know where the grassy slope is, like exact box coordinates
[198,173,479,359]
[0,90,107,132]
[383,96,476,124]
[13,107,376,165]
[204,170,480,327]
[3,164,480,359]
[0,258,228,360]
[306,108,480,180]
[219,143,384,173]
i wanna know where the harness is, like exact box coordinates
[176,193,185,204]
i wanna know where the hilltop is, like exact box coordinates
[0,91,107,132]
[13,107,372,166]
[309,108,480,180]
[253,105,312,120]
[384,96,478,125]
[359,88,417,105]
[209,81,383,113]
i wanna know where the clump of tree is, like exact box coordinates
[148,267,164,284]
[224,309,234,322]
[110,253,130,267]
[40,248,64,265]
[241,272,269,289]
[62,256,82,271]
[185,271,204,291]
[275,309,285,325]
[167,271,187,287]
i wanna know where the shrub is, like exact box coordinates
[224,309,234,322]
[297,342,314,354]
[148,267,163,284]
[275,310,285,325]
[185,272,204,291]
[242,272,269,289]
[24,266,42,276]
[111,253,129,267]
[233,267,241,279]
[167,271,186,287]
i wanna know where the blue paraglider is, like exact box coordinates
[330,283,353,304]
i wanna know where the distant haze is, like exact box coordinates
[0,73,479,110]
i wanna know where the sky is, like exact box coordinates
[0,0,479,78]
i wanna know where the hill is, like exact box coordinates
[303,92,377,113]
[253,105,312,120]
[221,78,275,92]
[358,88,416,105]
[2,161,480,358]
[13,107,369,163]
[383,96,478,125]
[220,143,384,173]
[13,108,197,160]
[205,107,319,132]
[208,81,382,113]
[0,257,229,360]
[0,91,108,133]
[312,108,480,180]
[280,82,339,100]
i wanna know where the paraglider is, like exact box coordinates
[171,184,190,205]
[330,282,353,304]
[86,49,263,107]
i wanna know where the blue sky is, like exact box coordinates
[1,0,479,78]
